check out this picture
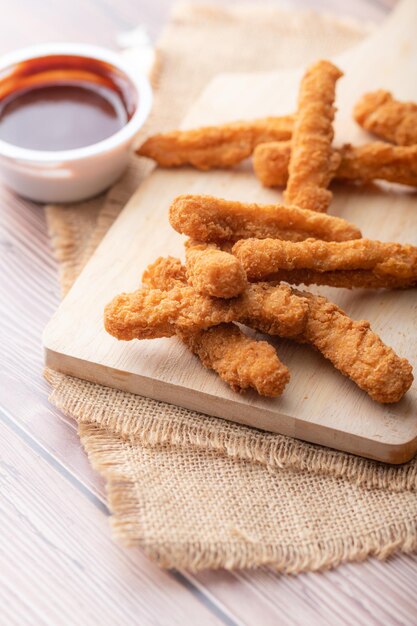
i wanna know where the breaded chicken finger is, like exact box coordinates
[285,60,343,212]
[104,282,308,341]
[169,194,361,243]
[186,325,290,396]
[142,257,290,397]
[354,90,417,146]
[139,260,412,402]
[109,258,412,402]
[295,291,413,403]
[185,240,247,298]
[254,269,416,290]
[142,256,188,290]
[136,116,294,170]
[233,238,417,287]
[254,140,417,188]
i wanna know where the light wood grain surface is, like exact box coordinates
[2,1,417,625]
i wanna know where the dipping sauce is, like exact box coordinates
[0,55,136,152]
[0,83,128,150]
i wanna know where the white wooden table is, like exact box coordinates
[1,1,417,624]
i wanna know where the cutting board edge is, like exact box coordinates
[44,346,417,465]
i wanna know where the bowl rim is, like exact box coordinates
[0,43,153,163]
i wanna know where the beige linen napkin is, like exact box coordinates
[45,3,417,572]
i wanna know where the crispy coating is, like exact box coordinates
[136,116,294,170]
[233,238,417,288]
[169,194,361,243]
[142,256,187,289]
[284,60,343,212]
[254,141,293,187]
[110,258,413,402]
[142,257,289,396]
[141,257,290,396]
[338,143,417,186]
[186,324,290,396]
[260,269,416,290]
[104,282,308,341]
[354,90,417,146]
[185,240,247,298]
[254,140,417,188]
[295,291,413,403]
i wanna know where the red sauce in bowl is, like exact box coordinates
[0,55,137,151]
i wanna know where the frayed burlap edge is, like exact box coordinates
[79,421,417,573]
[45,368,417,493]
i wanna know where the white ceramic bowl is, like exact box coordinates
[0,43,152,203]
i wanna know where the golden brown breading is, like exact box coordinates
[253,141,293,187]
[338,143,417,186]
[112,257,413,402]
[233,238,417,288]
[142,257,289,397]
[169,194,361,243]
[294,291,413,403]
[259,269,415,290]
[142,256,187,289]
[184,240,247,298]
[354,90,417,146]
[136,116,294,170]
[254,140,417,188]
[104,282,308,341]
[183,324,290,396]
[284,60,343,212]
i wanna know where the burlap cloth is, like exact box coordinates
[45,3,417,572]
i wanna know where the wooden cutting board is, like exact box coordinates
[44,0,417,463]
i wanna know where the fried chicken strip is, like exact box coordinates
[187,324,291,396]
[105,281,308,341]
[252,269,415,290]
[142,256,188,290]
[284,60,343,212]
[254,140,417,188]
[136,116,294,170]
[354,90,417,146]
[141,257,290,396]
[185,240,248,298]
[233,238,417,288]
[169,194,361,243]
[110,257,413,402]
[295,291,413,403]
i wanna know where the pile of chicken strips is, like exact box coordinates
[105,60,417,404]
